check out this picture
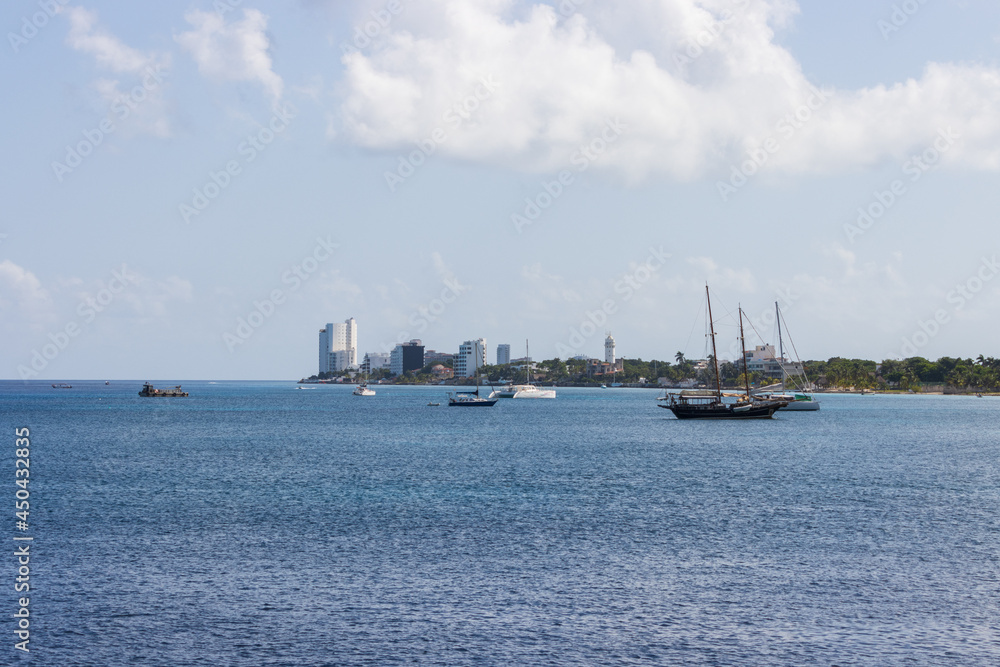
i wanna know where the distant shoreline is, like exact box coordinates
[295,379,996,396]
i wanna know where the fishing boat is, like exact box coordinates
[352,362,376,396]
[448,353,497,407]
[138,382,188,397]
[352,377,375,396]
[660,286,787,419]
[753,302,820,411]
[51,383,72,389]
[491,340,555,399]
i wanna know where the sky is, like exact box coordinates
[3,0,1000,380]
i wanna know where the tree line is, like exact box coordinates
[304,354,1000,391]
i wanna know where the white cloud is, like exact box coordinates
[0,261,54,328]
[335,0,1000,180]
[686,256,756,292]
[63,6,171,137]
[520,263,584,306]
[64,6,150,72]
[117,274,195,322]
[177,9,284,101]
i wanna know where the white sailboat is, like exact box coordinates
[491,340,555,399]
[754,302,819,411]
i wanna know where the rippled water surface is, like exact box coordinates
[3,381,999,666]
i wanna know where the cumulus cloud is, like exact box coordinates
[177,9,284,100]
[0,261,53,325]
[63,6,171,137]
[335,0,1000,180]
[686,256,756,293]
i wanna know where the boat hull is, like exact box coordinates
[756,393,821,411]
[492,384,556,399]
[779,400,820,411]
[659,403,780,419]
[513,389,556,399]
[448,399,498,407]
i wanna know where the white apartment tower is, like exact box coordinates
[455,338,487,378]
[497,344,511,366]
[605,333,616,365]
[318,318,357,374]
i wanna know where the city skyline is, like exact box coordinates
[4,1,1000,380]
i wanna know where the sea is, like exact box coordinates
[2,381,999,666]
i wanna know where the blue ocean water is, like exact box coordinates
[2,381,999,666]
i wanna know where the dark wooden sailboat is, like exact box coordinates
[660,286,787,420]
[448,350,498,407]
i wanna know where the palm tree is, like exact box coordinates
[675,351,685,365]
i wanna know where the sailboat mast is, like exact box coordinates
[706,285,722,401]
[776,301,786,389]
[526,339,530,385]
[475,345,480,396]
[739,305,751,397]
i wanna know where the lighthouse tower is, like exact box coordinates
[605,333,616,365]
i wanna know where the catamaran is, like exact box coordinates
[491,340,555,399]
[753,302,820,411]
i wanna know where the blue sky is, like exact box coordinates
[3,0,1000,380]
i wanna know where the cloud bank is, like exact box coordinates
[177,8,284,101]
[336,0,1000,180]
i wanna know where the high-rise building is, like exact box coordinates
[455,338,487,378]
[390,340,424,376]
[319,318,357,374]
[605,333,616,365]
[496,344,511,366]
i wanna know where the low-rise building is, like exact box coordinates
[423,350,454,367]
[739,344,805,379]
[587,358,624,376]
[361,352,390,375]
[431,364,454,380]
